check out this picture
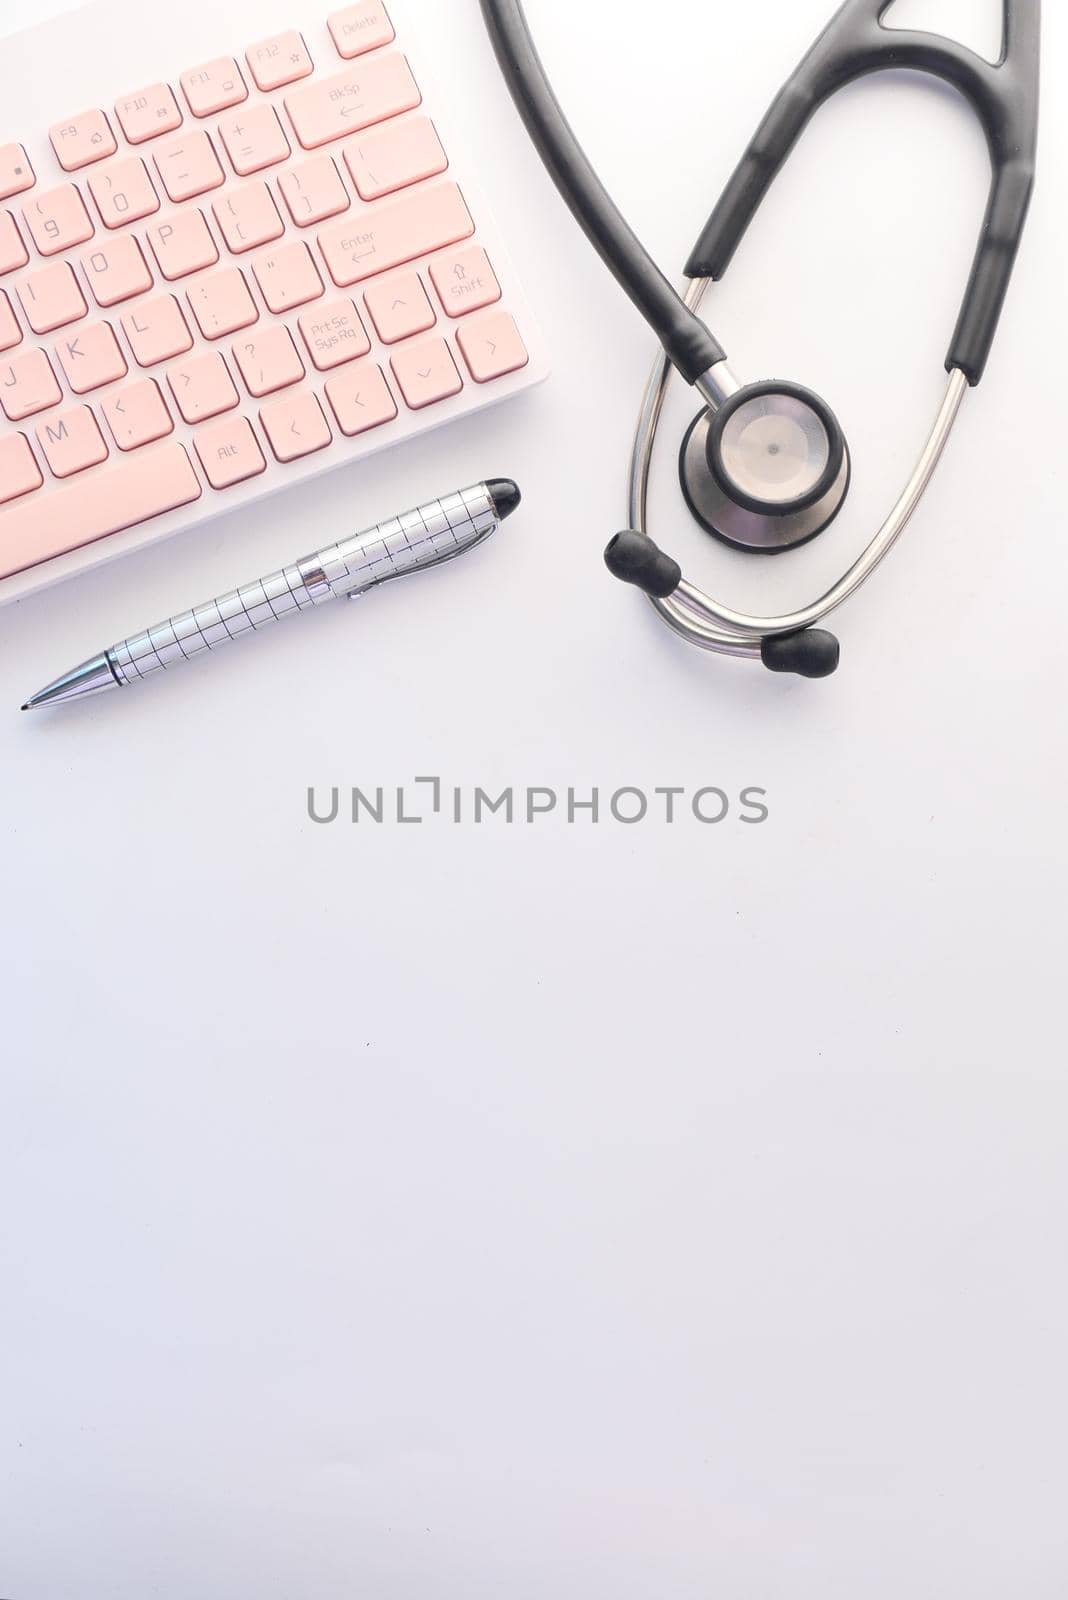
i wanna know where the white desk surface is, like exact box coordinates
[3,1,1066,1594]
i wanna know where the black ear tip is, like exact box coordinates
[604,531,682,599]
[761,628,841,678]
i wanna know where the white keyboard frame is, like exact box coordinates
[0,0,548,606]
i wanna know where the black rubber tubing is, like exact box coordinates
[685,0,1040,386]
[479,0,726,385]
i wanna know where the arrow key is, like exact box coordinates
[260,389,332,462]
[390,333,462,410]
[325,358,397,436]
[457,309,529,385]
[363,268,435,343]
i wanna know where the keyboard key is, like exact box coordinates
[260,389,331,462]
[0,212,29,276]
[246,31,314,93]
[181,58,248,119]
[325,359,397,435]
[101,378,173,451]
[318,180,473,287]
[0,290,22,353]
[0,441,201,582]
[218,106,290,177]
[56,321,128,394]
[115,83,183,145]
[299,297,370,370]
[232,326,305,397]
[186,268,258,339]
[344,114,446,201]
[252,240,323,314]
[364,268,435,343]
[0,433,42,504]
[328,2,396,58]
[146,211,219,281]
[18,262,87,335]
[153,131,225,203]
[0,145,35,202]
[284,54,421,150]
[390,334,462,410]
[49,110,117,173]
[1,348,62,421]
[429,244,500,317]
[88,157,160,229]
[278,156,349,229]
[168,350,239,423]
[23,184,95,257]
[457,309,529,382]
[82,235,153,308]
[194,414,265,489]
[122,294,194,366]
[36,404,109,478]
[213,182,284,255]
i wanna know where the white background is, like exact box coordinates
[2,0,1066,1594]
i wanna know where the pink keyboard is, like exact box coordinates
[0,0,545,603]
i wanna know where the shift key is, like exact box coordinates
[318,182,473,287]
[285,53,421,149]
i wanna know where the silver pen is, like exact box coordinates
[22,479,521,711]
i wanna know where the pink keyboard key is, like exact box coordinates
[193,414,265,489]
[101,379,174,451]
[344,115,447,201]
[0,433,42,503]
[36,404,109,479]
[218,106,290,177]
[299,297,370,370]
[285,54,421,150]
[328,2,395,58]
[260,389,331,462]
[186,268,258,339]
[122,294,194,367]
[457,309,529,383]
[115,83,183,145]
[363,268,435,343]
[18,263,87,335]
[168,350,239,423]
[213,182,284,254]
[23,185,95,257]
[49,110,117,173]
[1,348,62,421]
[181,58,248,119]
[153,131,225,203]
[232,325,305,396]
[82,235,153,308]
[0,212,29,276]
[0,145,35,202]
[88,157,160,229]
[390,334,462,410]
[0,441,201,582]
[278,156,349,228]
[252,240,323,313]
[246,31,314,93]
[429,244,501,317]
[318,181,473,287]
[56,321,128,394]
[146,211,219,281]
[0,290,22,353]
[324,359,397,435]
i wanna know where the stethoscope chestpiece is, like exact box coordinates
[680,381,851,554]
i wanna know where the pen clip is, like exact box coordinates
[335,526,497,600]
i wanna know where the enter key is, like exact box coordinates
[317,181,474,287]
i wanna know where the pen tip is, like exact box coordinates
[486,478,522,521]
[20,703,29,712]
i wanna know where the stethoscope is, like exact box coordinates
[481,0,1041,677]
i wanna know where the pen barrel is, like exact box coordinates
[106,485,499,687]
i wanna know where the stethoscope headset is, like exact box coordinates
[481,0,1041,677]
